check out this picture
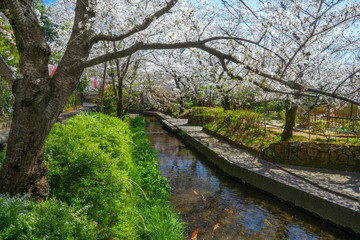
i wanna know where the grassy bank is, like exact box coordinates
[0,113,184,239]
[185,107,296,150]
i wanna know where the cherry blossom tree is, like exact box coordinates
[211,0,360,139]
[0,0,359,198]
[215,0,360,104]
[0,0,231,198]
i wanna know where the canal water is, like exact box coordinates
[144,117,353,240]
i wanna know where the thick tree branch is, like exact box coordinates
[80,41,212,69]
[203,36,286,62]
[252,81,317,98]
[3,0,27,27]
[81,37,360,106]
[92,0,178,43]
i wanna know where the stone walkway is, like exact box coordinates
[150,112,360,235]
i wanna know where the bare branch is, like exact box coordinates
[92,0,178,43]
[332,67,360,94]
[239,0,258,19]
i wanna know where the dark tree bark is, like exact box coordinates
[222,96,231,110]
[0,0,94,199]
[99,61,108,112]
[281,104,298,141]
[115,58,126,118]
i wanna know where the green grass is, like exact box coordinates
[129,116,185,240]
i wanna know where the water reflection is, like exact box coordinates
[145,117,352,240]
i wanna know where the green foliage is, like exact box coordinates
[0,78,14,117]
[296,113,310,127]
[190,107,224,116]
[338,120,360,135]
[130,116,185,239]
[45,113,134,239]
[279,110,286,122]
[34,0,58,41]
[0,16,17,117]
[0,147,5,171]
[0,17,19,70]
[76,76,90,93]
[95,85,117,115]
[0,194,97,240]
[267,100,283,113]
[161,102,180,116]
[190,108,270,149]
[44,113,184,239]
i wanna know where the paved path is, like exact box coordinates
[149,111,360,235]
[265,121,358,139]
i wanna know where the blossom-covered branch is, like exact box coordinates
[92,0,179,43]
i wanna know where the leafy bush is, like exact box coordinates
[45,112,134,239]
[190,107,224,116]
[279,110,286,123]
[0,16,18,118]
[95,85,117,115]
[0,147,4,164]
[44,113,184,239]
[0,194,96,240]
[0,78,14,117]
[0,147,5,171]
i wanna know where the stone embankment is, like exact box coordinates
[145,111,360,237]
[264,142,360,172]
[187,114,360,172]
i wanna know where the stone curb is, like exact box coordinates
[144,111,360,236]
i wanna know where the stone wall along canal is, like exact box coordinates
[145,116,353,239]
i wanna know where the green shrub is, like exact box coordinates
[0,194,96,240]
[95,85,116,115]
[279,110,286,122]
[190,107,224,116]
[0,78,14,117]
[203,109,267,148]
[0,147,4,164]
[45,112,135,239]
[0,147,5,172]
[44,113,184,239]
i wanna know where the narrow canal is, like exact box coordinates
[144,117,353,240]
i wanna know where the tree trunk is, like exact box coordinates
[179,96,185,114]
[0,0,93,199]
[223,96,231,110]
[117,82,124,118]
[99,61,107,112]
[281,104,298,141]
